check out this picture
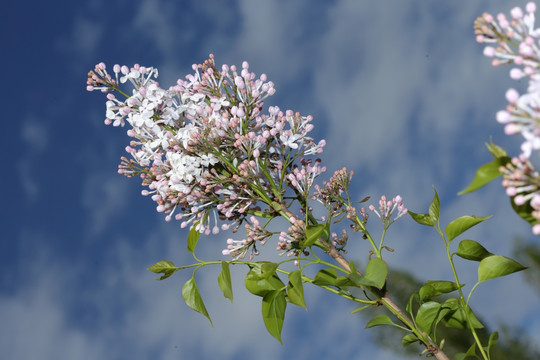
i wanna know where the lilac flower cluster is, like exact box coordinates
[475,3,540,233]
[368,195,408,230]
[87,55,326,257]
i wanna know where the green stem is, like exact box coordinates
[436,222,488,360]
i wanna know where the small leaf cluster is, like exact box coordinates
[387,189,527,359]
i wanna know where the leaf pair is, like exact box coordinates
[244,262,307,344]
[455,239,527,283]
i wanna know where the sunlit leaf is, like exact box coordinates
[364,258,388,289]
[245,264,285,297]
[312,268,337,286]
[303,222,330,249]
[458,159,505,195]
[218,261,233,303]
[182,276,213,326]
[365,314,397,328]
[187,227,201,254]
[415,301,441,334]
[445,215,491,243]
[419,280,461,301]
[408,211,435,227]
[287,270,306,309]
[148,260,177,280]
[262,290,287,344]
[478,255,527,283]
[455,240,492,261]
[429,189,440,223]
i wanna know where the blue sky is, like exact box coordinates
[3,0,540,359]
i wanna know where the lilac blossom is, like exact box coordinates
[87,55,327,257]
[475,2,540,233]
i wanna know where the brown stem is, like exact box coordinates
[326,246,450,360]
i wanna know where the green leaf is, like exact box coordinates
[312,268,337,286]
[455,240,492,261]
[187,227,201,254]
[429,189,441,223]
[443,299,483,329]
[486,139,508,159]
[245,263,280,293]
[335,276,356,288]
[351,304,373,314]
[262,289,287,344]
[455,342,479,360]
[182,276,213,326]
[445,215,491,243]
[287,270,306,309]
[218,261,233,303]
[148,260,178,280]
[245,264,285,297]
[478,255,527,283]
[348,261,357,274]
[415,301,441,334]
[364,258,388,289]
[303,222,330,249]
[458,159,505,195]
[408,211,435,227]
[419,281,461,302]
[487,331,499,354]
[402,334,419,347]
[511,196,538,226]
[365,314,397,328]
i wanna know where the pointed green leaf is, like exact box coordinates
[245,264,284,297]
[478,255,527,283]
[312,268,337,286]
[365,314,397,328]
[455,342,479,360]
[303,222,330,249]
[348,262,387,288]
[187,227,201,254]
[445,215,491,242]
[218,261,233,303]
[351,304,372,314]
[419,281,461,301]
[455,240,492,261]
[287,270,306,309]
[262,290,287,344]
[148,260,178,280]
[487,331,499,354]
[364,258,388,289]
[408,211,435,227]
[511,196,538,226]
[415,301,441,334]
[429,189,440,222]
[486,139,508,159]
[458,159,505,195]
[402,334,419,347]
[335,276,356,288]
[182,276,213,326]
[443,299,483,329]
[348,261,357,274]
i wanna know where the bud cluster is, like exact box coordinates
[88,55,326,256]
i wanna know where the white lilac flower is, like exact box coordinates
[88,55,328,255]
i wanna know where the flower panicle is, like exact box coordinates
[88,55,329,256]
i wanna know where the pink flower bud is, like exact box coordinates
[505,88,520,103]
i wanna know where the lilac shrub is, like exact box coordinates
[86,5,538,355]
